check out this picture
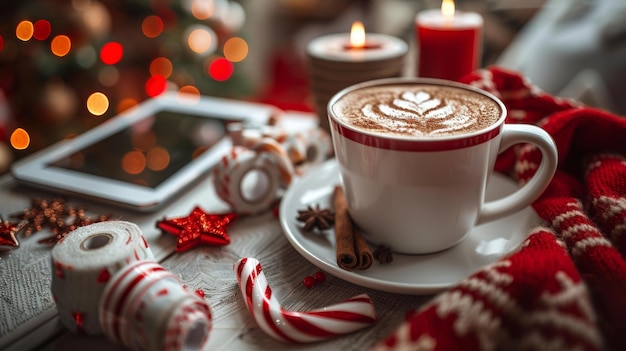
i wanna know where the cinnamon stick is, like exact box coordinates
[354,228,373,270]
[332,186,373,270]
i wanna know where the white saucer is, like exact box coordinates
[279,159,541,295]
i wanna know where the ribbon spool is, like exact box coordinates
[99,260,212,351]
[214,145,290,215]
[284,128,333,167]
[51,221,154,335]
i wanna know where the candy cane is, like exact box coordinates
[234,257,377,343]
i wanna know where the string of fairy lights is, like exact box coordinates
[0,0,250,163]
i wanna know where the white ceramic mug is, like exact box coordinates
[327,78,557,254]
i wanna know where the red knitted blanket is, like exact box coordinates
[371,67,626,351]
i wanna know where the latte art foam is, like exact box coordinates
[331,84,502,137]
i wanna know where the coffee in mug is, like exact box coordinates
[328,78,557,254]
[331,83,501,137]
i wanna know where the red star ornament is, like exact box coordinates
[0,218,20,251]
[156,206,237,252]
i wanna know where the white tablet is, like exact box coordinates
[11,92,275,211]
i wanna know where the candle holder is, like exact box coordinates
[306,32,408,132]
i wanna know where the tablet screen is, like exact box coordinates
[48,110,232,188]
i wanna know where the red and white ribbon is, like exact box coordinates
[51,221,154,335]
[99,260,212,351]
[283,128,333,167]
[251,137,295,186]
[229,122,288,148]
[234,257,377,343]
[213,145,290,215]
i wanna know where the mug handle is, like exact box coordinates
[476,124,558,225]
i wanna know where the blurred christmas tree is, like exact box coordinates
[0,0,253,173]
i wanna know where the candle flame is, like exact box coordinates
[441,0,455,18]
[350,21,366,48]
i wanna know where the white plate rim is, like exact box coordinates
[279,159,541,295]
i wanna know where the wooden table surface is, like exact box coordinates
[0,155,432,351]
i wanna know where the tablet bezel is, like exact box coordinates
[10,92,275,211]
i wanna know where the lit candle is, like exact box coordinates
[342,21,382,50]
[308,21,406,63]
[415,0,483,81]
[306,22,408,131]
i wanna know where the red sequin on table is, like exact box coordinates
[272,205,280,218]
[302,276,316,289]
[72,311,86,334]
[156,206,237,252]
[97,268,111,283]
[54,260,65,279]
[313,271,326,284]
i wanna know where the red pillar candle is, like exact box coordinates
[415,1,483,81]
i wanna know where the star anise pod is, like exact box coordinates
[296,204,334,231]
[373,245,393,264]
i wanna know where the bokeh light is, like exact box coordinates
[76,45,97,68]
[190,0,214,20]
[208,57,233,81]
[223,1,246,32]
[42,80,78,123]
[10,128,30,150]
[132,130,156,151]
[117,98,139,113]
[177,86,201,103]
[147,147,170,171]
[142,15,164,38]
[87,92,109,116]
[150,57,173,78]
[186,25,216,54]
[192,146,208,159]
[79,1,112,38]
[145,75,167,97]
[51,35,72,57]
[122,150,146,175]
[100,41,123,65]
[72,0,90,11]
[33,20,51,41]
[179,85,200,96]
[16,21,34,41]
[65,150,85,169]
[223,37,248,62]
[0,36,4,52]
[98,66,119,86]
